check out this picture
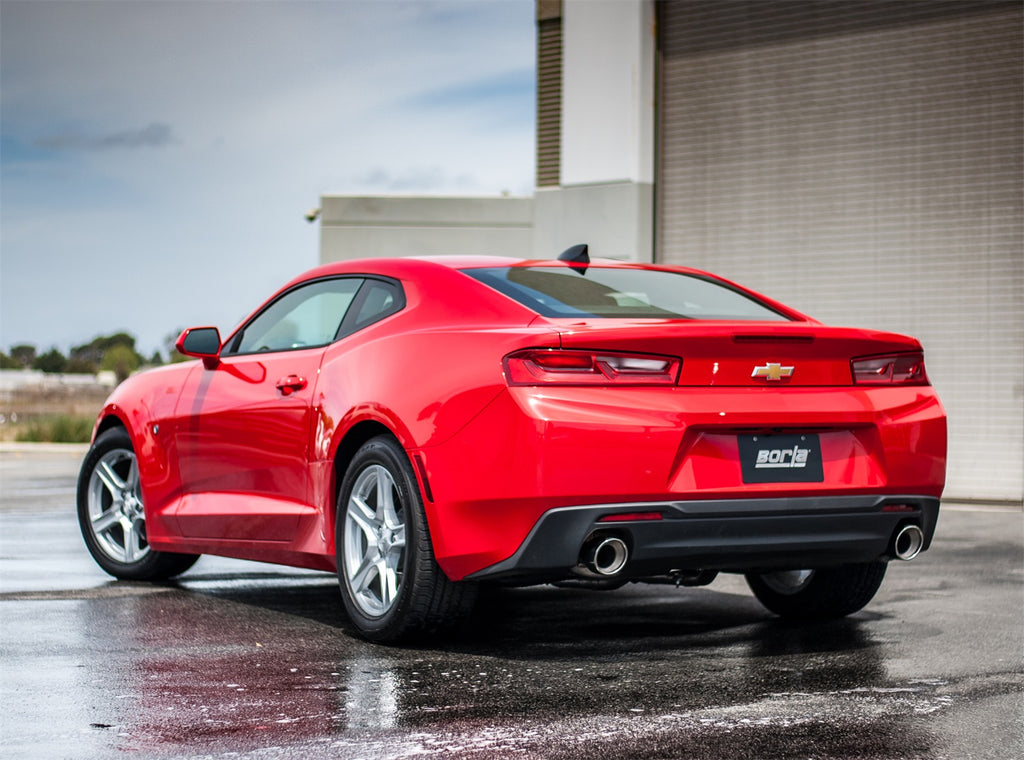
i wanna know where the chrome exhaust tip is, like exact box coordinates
[893,524,925,561]
[581,535,629,577]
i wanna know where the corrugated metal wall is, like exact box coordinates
[657,0,1023,501]
[536,0,563,187]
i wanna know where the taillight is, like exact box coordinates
[504,349,681,386]
[851,352,929,385]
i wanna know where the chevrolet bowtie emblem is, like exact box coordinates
[752,363,794,381]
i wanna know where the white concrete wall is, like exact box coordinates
[533,181,652,260]
[533,0,656,261]
[320,196,534,263]
[528,0,655,262]
[0,369,115,392]
[561,0,655,186]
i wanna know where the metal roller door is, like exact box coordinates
[656,0,1023,502]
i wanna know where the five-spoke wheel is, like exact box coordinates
[84,444,148,565]
[342,463,408,618]
[77,427,199,580]
[336,435,475,643]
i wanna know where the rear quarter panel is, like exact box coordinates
[307,265,561,550]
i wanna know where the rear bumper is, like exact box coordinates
[419,385,945,580]
[466,494,940,582]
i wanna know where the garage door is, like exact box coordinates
[657,0,1022,502]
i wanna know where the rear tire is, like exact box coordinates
[745,562,887,620]
[336,435,476,643]
[77,427,200,580]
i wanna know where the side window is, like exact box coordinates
[352,279,403,329]
[229,278,363,355]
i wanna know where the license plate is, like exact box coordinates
[738,433,824,483]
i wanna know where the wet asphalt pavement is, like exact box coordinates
[1,445,1021,760]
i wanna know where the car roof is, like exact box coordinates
[274,256,790,313]
[239,255,812,333]
[415,255,699,272]
[295,255,714,281]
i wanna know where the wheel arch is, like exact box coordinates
[77,420,200,580]
[94,410,128,441]
[92,407,150,462]
[329,420,476,641]
[332,420,397,492]
[89,407,168,518]
[330,420,403,543]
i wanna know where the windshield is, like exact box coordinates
[463,266,791,321]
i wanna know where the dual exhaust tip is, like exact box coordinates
[893,523,925,561]
[578,522,924,577]
[579,534,629,577]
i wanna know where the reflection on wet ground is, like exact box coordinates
[1,457,1021,759]
[5,563,1016,760]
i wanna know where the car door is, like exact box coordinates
[173,277,364,541]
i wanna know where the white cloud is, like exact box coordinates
[0,0,536,355]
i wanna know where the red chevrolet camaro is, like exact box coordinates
[77,248,946,642]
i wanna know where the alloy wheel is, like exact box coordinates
[85,447,150,564]
[342,464,408,617]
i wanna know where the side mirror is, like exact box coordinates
[175,327,222,368]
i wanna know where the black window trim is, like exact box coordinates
[223,275,406,357]
[335,276,406,341]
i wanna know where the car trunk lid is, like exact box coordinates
[551,320,923,387]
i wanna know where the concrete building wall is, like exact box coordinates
[533,0,656,261]
[320,195,534,262]
[561,0,655,186]
[533,181,652,261]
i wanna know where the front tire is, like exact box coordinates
[336,435,475,643]
[745,562,888,620]
[77,427,199,580]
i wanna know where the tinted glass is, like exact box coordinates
[351,279,402,329]
[180,327,220,356]
[464,266,790,321]
[230,278,362,354]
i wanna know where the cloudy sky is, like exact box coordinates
[1,0,535,358]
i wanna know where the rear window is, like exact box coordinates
[464,266,791,321]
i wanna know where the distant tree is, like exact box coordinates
[164,328,189,363]
[64,357,97,374]
[10,344,37,367]
[101,332,137,351]
[33,348,67,373]
[148,350,164,366]
[69,340,102,367]
[0,351,21,369]
[71,332,143,374]
[72,333,132,364]
[100,344,141,383]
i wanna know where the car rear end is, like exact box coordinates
[417,261,946,586]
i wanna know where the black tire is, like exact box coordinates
[77,427,200,580]
[745,562,888,620]
[336,435,476,643]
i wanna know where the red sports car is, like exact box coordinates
[77,248,946,642]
